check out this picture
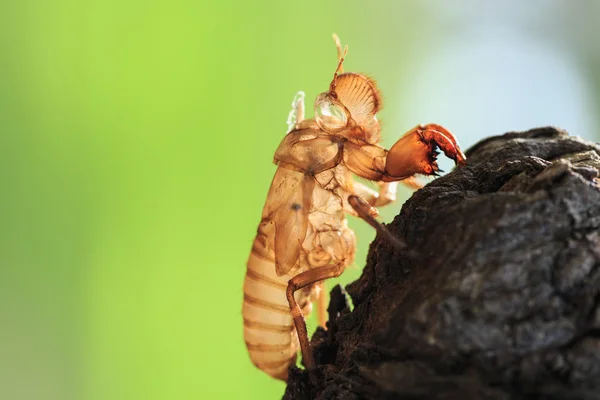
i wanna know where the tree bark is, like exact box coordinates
[284,127,600,400]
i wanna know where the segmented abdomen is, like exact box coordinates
[243,248,314,380]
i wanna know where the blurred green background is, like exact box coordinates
[1,1,599,399]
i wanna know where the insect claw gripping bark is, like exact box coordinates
[242,35,466,381]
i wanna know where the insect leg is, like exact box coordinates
[343,125,465,184]
[354,179,425,207]
[316,282,327,328]
[383,124,467,180]
[286,262,346,373]
[348,195,413,254]
[352,181,399,208]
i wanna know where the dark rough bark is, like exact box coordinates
[284,127,600,400]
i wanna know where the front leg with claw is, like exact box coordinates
[343,123,466,183]
[384,124,467,179]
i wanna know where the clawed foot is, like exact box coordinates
[384,124,466,180]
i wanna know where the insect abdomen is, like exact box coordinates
[243,251,311,380]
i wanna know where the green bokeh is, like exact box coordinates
[1,1,597,399]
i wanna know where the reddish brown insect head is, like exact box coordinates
[384,124,466,180]
[314,40,351,134]
[317,35,383,145]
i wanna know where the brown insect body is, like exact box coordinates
[243,37,466,381]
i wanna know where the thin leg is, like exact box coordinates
[286,262,346,373]
[316,282,327,328]
[353,179,423,208]
[348,195,413,255]
[353,181,398,208]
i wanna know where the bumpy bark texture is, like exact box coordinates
[284,127,600,400]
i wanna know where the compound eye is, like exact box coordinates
[315,93,348,133]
